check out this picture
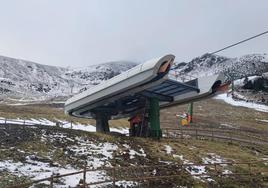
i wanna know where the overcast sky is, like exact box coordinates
[0,0,268,67]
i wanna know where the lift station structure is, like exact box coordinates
[65,54,226,138]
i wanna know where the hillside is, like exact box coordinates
[1,123,267,187]
[173,53,268,80]
[0,53,268,104]
[0,55,137,102]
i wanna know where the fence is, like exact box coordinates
[1,117,267,146]
[0,117,74,129]
[0,117,55,126]
[6,161,268,188]
[162,127,268,146]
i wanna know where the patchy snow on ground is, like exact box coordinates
[182,158,207,178]
[184,162,215,182]
[256,119,268,123]
[123,144,146,159]
[159,160,173,165]
[202,153,228,166]
[0,158,85,187]
[0,130,146,188]
[262,157,268,166]
[0,117,55,126]
[67,141,118,168]
[173,154,183,160]
[189,146,197,150]
[220,123,235,128]
[56,119,129,135]
[128,149,146,159]
[0,117,129,134]
[1,131,141,187]
[214,94,268,112]
[164,145,173,154]
[185,165,206,176]
[222,169,232,175]
[182,153,231,182]
[0,158,136,188]
[40,132,119,169]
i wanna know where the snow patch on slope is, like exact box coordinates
[164,145,173,154]
[0,117,129,134]
[214,94,268,112]
[0,130,143,187]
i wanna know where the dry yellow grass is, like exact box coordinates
[1,97,267,130]
[160,98,268,131]
[0,104,130,128]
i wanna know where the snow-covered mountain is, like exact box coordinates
[1,53,267,103]
[173,53,268,80]
[0,55,137,102]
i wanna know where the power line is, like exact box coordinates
[210,30,268,55]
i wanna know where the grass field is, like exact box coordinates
[161,98,268,131]
[0,97,267,131]
[0,103,129,128]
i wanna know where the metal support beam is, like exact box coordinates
[149,97,161,139]
[141,90,173,102]
[189,102,193,123]
[167,80,200,93]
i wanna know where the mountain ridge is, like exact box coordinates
[0,55,137,102]
[0,53,267,103]
[174,53,268,80]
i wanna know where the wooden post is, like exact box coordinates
[249,135,253,145]
[83,163,87,188]
[50,174,54,188]
[180,128,183,139]
[214,163,217,174]
[112,167,116,188]
[167,129,169,138]
[229,132,232,144]
[211,129,214,141]
[195,129,198,139]
[248,163,252,184]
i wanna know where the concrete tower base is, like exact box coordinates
[95,112,110,133]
